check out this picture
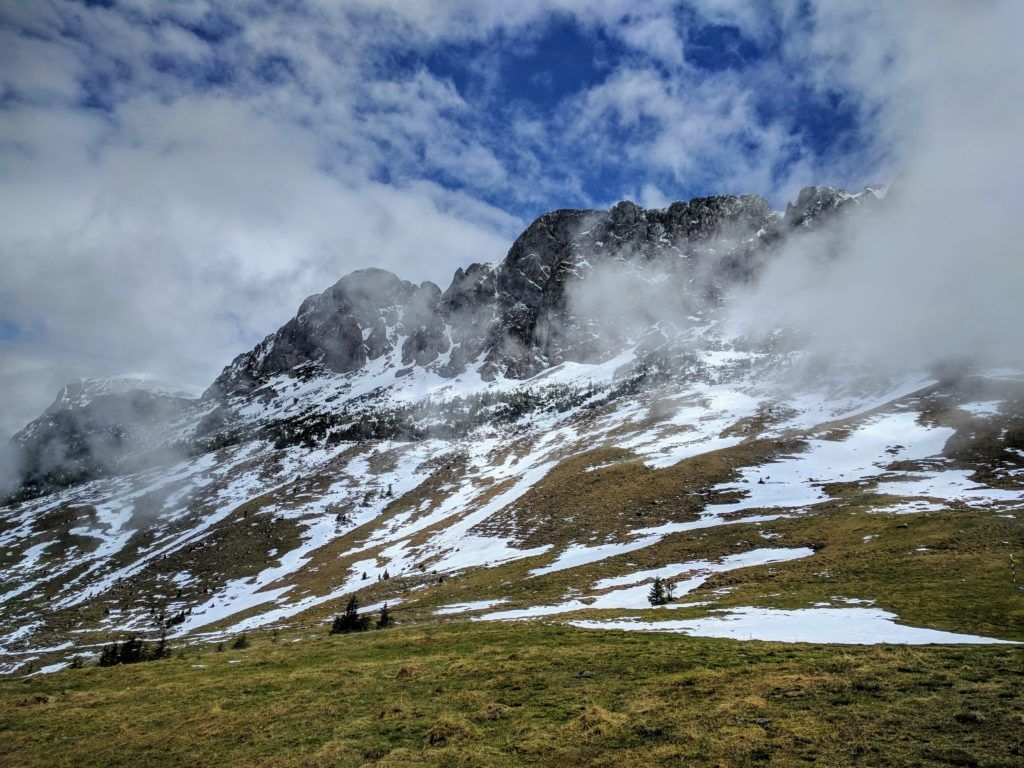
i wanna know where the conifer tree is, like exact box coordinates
[120,637,146,664]
[99,642,119,667]
[330,613,346,634]
[153,632,170,660]
[647,576,675,606]
[331,595,370,633]
[376,603,391,629]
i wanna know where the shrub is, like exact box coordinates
[97,634,171,667]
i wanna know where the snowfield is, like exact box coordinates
[2,345,1023,673]
[480,548,815,620]
[570,607,1016,645]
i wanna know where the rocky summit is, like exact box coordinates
[210,187,872,398]
[5,185,879,503]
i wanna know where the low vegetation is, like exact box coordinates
[1,621,1022,767]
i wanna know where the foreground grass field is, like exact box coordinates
[2,621,1022,767]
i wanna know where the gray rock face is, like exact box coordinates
[208,186,876,396]
[400,282,449,368]
[209,268,447,396]
[438,263,499,377]
[783,185,883,230]
[470,194,778,378]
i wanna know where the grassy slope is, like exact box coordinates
[2,622,1023,768]
[3,386,1024,766]
[263,439,1024,644]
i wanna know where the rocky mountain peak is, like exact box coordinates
[206,188,869,398]
[45,374,197,414]
[208,268,449,396]
[6,376,196,500]
[3,184,886,503]
[783,184,883,229]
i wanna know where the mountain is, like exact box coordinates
[1,184,1022,678]
[3,375,199,501]
[209,188,872,396]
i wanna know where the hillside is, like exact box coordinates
[0,187,1022,765]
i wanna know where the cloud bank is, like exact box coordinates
[728,1,1024,373]
[1,1,1018,437]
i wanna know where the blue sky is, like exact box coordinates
[1,0,1015,436]
[2,2,887,219]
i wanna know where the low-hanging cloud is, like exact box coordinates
[726,0,1024,374]
[0,90,517,438]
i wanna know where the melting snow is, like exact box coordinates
[483,548,813,620]
[708,411,954,515]
[875,470,1024,506]
[434,599,509,615]
[27,661,69,676]
[570,607,1016,644]
[960,401,1002,416]
[870,500,946,515]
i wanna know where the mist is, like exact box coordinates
[726,1,1024,374]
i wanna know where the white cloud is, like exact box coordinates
[0,85,516,436]
[3,0,1013,438]
[728,0,1024,372]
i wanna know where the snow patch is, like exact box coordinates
[571,607,1016,644]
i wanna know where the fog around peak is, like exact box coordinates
[726,1,1024,374]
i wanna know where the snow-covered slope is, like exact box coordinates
[45,374,201,413]
[2,185,1022,674]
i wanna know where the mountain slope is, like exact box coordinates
[1,185,1022,678]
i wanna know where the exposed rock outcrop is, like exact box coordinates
[208,190,814,394]
[209,268,448,396]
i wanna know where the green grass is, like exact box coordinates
[2,621,1023,767]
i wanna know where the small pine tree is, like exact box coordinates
[331,595,371,634]
[382,569,390,580]
[647,577,675,606]
[376,603,391,629]
[99,642,119,667]
[232,633,249,650]
[120,637,146,664]
[648,577,664,606]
